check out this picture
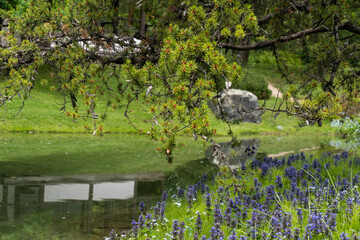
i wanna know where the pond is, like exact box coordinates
[0,133,336,239]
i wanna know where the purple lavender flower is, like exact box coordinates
[153,201,165,222]
[162,190,168,202]
[269,215,282,236]
[109,229,117,240]
[293,228,300,240]
[206,191,212,211]
[187,186,195,209]
[177,188,185,198]
[228,231,237,240]
[213,204,223,224]
[253,178,259,187]
[353,175,359,185]
[265,185,276,204]
[194,231,199,240]
[275,175,283,189]
[139,201,146,214]
[195,212,202,233]
[241,209,248,221]
[171,220,180,239]
[261,231,268,240]
[145,213,152,229]
[224,205,232,226]
[283,212,292,229]
[260,163,269,177]
[297,208,303,223]
[284,228,292,239]
[245,145,256,156]
[284,167,296,180]
[138,214,145,228]
[131,220,139,238]
[250,227,257,239]
[346,197,354,217]
[209,222,224,240]
[217,185,224,194]
[179,221,185,240]
[325,162,331,170]
[306,211,326,236]
[241,161,246,172]
[340,232,350,240]
[324,211,337,235]
[301,179,308,188]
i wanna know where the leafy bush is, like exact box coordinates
[330,117,360,150]
[249,49,303,67]
[233,69,271,100]
[109,151,360,240]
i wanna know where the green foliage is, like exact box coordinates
[233,69,271,100]
[0,0,20,11]
[250,50,276,65]
[330,117,360,150]
[118,1,259,161]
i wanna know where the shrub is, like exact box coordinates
[330,117,360,150]
[233,69,271,100]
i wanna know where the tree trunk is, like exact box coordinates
[140,6,146,37]
[128,0,136,25]
[237,35,251,66]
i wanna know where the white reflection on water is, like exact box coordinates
[44,181,134,202]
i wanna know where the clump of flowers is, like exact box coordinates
[109,151,360,239]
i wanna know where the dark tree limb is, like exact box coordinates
[218,21,360,51]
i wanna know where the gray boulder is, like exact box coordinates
[1,19,9,48]
[208,89,261,123]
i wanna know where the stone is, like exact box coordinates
[1,19,9,48]
[208,89,261,123]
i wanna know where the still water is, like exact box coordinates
[0,174,165,239]
[0,133,334,239]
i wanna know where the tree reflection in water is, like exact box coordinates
[0,173,165,239]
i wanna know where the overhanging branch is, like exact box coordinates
[218,21,360,51]
[218,26,329,51]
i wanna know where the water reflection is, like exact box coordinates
[206,138,262,168]
[206,135,333,168]
[0,174,165,239]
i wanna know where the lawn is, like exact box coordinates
[0,64,334,135]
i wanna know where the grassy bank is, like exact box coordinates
[0,67,334,135]
[0,133,333,177]
[0,133,209,177]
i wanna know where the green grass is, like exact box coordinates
[0,132,334,177]
[0,133,210,177]
[0,84,334,135]
[0,63,334,135]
